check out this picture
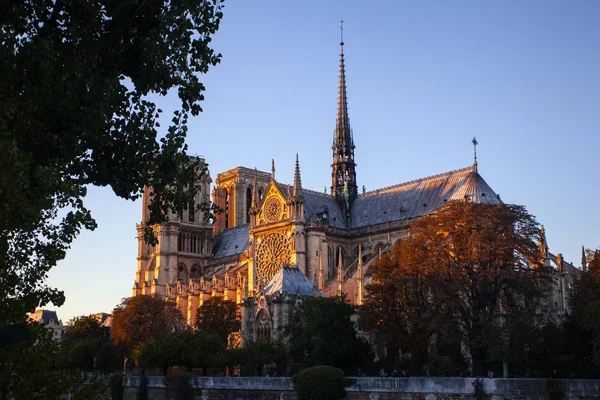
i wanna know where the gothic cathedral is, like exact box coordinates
[133,37,577,345]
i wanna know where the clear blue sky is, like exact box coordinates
[47,0,600,323]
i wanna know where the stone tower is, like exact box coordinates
[133,157,213,305]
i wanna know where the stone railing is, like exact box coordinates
[122,376,600,397]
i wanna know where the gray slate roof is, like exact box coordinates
[264,266,318,296]
[350,166,501,228]
[212,224,250,259]
[212,166,501,254]
[303,189,347,228]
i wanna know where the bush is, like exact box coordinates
[166,372,195,400]
[293,365,354,400]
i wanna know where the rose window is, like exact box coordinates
[264,197,282,222]
[256,233,291,284]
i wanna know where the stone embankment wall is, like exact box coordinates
[122,376,600,400]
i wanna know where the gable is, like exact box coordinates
[256,182,291,226]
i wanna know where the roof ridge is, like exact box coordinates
[303,188,334,198]
[359,165,475,197]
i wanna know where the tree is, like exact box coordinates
[361,201,550,375]
[138,330,224,375]
[110,295,185,355]
[571,249,600,367]
[286,296,372,374]
[227,339,287,376]
[0,0,224,324]
[0,322,107,400]
[59,315,120,372]
[196,298,240,344]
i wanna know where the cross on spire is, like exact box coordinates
[340,20,344,45]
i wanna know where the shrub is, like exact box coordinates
[293,365,354,400]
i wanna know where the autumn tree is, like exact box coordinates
[286,296,372,374]
[0,0,224,324]
[361,201,550,375]
[111,295,185,355]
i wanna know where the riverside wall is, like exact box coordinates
[121,376,600,400]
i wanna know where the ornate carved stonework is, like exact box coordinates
[264,197,282,222]
[255,232,292,284]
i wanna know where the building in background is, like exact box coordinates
[29,310,65,340]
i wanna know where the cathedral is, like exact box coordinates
[132,37,578,345]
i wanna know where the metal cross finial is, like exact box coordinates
[472,137,478,168]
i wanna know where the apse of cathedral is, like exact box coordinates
[133,35,579,344]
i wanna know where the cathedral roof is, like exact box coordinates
[303,189,347,228]
[264,266,318,297]
[350,166,501,228]
[212,224,250,259]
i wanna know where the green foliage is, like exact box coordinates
[286,296,372,374]
[138,330,225,374]
[227,340,287,376]
[293,365,353,400]
[0,322,106,400]
[0,0,224,324]
[59,315,120,372]
[166,372,195,400]
[571,249,600,367]
[196,298,241,344]
[110,295,185,355]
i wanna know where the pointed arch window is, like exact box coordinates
[256,309,271,342]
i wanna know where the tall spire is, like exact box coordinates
[582,246,587,272]
[331,21,357,211]
[293,154,303,197]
